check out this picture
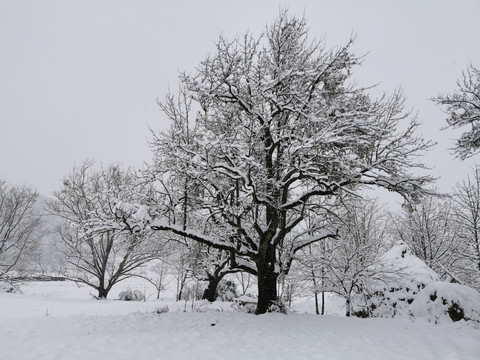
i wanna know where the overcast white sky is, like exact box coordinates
[1,0,479,197]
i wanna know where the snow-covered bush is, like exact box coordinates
[155,305,169,314]
[216,280,238,302]
[409,281,480,326]
[354,242,439,318]
[0,280,20,293]
[233,294,258,313]
[268,299,287,314]
[117,289,145,301]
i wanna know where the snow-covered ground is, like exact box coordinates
[1,281,479,360]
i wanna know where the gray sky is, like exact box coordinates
[1,0,479,197]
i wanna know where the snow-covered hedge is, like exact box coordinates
[409,281,480,326]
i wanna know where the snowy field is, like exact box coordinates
[1,280,479,360]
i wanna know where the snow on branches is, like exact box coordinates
[433,64,480,159]
[150,11,435,313]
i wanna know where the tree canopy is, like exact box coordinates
[433,64,480,159]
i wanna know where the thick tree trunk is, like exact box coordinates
[256,262,279,314]
[97,287,109,299]
[202,276,221,302]
[345,298,351,317]
[96,276,109,299]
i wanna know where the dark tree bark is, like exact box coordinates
[202,275,222,302]
[97,287,109,299]
[255,246,279,314]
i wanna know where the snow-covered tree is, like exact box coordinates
[298,197,389,316]
[433,64,480,159]
[49,161,162,298]
[143,12,433,313]
[452,166,480,290]
[0,179,41,280]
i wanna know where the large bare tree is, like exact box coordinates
[127,12,434,314]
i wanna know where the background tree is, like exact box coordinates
[299,197,389,317]
[234,271,256,296]
[126,12,433,314]
[433,64,480,159]
[50,161,162,298]
[0,179,41,281]
[390,196,460,282]
[452,166,480,290]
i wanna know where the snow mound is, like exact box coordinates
[357,242,440,318]
[409,281,480,327]
[378,242,439,286]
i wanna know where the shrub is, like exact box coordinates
[155,305,169,314]
[447,302,465,322]
[268,299,287,314]
[118,289,145,301]
[216,280,238,302]
[233,294,257,313]
[0,280,20,294]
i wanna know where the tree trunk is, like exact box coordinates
[96,275,109,299]
[156,266,165,299]
[256,261,279,314]
[311,268,319,315]
[202,276,221,302]
[321,290,325,315]
[97,287,109,299]
[345,297,351,317]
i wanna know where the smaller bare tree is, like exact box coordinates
[49,161,162,299]
[452,166,480,290]
[0,179,41,281]
[234,272,256,296]
[390,196,460,282]
[300,197,389,317]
